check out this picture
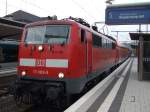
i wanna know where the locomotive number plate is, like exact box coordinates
[33,69,48,75]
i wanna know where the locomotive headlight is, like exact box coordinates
[58,72,64,78]
[21,71,26,76]
[38,45,43,51]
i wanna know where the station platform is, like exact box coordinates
[100,58,150,112]
[0,62,17,70]
[65,58,150,112]
[119,58,150,112]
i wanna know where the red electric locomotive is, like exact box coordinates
[12,17,129,106]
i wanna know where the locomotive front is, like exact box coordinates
[19,23,70,79]
[12,21,81,105]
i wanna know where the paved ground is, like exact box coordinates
[120,58,150,112]
[0,62,17,69]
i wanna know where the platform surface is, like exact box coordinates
[0,62,17,70]
[119,58,150,112]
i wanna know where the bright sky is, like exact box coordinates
[0,0,150,42]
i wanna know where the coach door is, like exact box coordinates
[86,31,92,73]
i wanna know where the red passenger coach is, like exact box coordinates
[12,17,130,107]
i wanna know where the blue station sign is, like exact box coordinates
[105,3,150,25]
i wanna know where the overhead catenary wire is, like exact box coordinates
[71,0,97,22]
[0,0,21,13]
[0,0,52,17]
[21,0,53,15]
[2,0,100,24]
[5,0,8,15]
[1,0,111,35]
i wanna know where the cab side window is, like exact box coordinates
[81,29,86,43]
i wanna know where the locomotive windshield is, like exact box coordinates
[25,25,70,44]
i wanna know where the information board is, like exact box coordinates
[105,3,150,25]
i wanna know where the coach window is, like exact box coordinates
[108,40,110,48]
[93,34,102,47]
[112,43,116,49]
[81,29,86,43]
[102,38,105,48]
[110,41,112,49]
[105,39,107,48]
[106,39,108,48]
[102,38,107,48]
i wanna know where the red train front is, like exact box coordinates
[11,18,130,107]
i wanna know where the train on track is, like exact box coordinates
[0,39,18,63]
[11,17,130,108]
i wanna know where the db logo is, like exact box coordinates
[36,59,46,66]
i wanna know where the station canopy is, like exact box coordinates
[0,17,25,40]
[130,33,150,40]
[0,10,45,40]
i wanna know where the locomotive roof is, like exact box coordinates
[25,20,75,27]
[25,19,116,43]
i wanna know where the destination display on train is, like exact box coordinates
[105,4,150,25]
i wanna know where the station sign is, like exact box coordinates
[105,3,150,25]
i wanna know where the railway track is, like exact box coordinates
[23,105,62,112]
[0,68,17,97]
[0,68,17,88]
[0,68,17,112]
[0,68,61,112]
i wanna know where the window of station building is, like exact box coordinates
[81,29,86,43]
[92,34,102,47]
